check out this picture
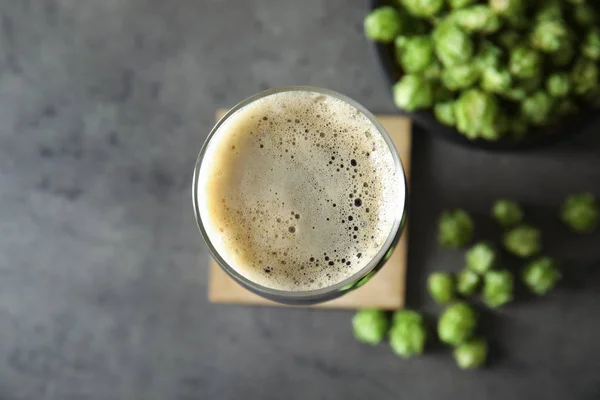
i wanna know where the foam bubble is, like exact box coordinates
[197,90,403,291]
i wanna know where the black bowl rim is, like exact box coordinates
[370,0,597,151]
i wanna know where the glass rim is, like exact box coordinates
[192,86,408,300]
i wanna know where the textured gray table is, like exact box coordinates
[1,1,599,399]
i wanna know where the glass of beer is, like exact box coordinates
[193,86,407,305]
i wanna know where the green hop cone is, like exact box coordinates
[466,242,496,274]
[509,46,542,79]
[522,257,561,295]
[481,67,512,94]
[389,310,427,359]
[434,101,456,126]
[546,73,571,98]
[438,302,476,346]
[441,64,480,91]
[393,75,433,111]
[438,209,474,248]
[454,89,500,140]
[560,193,599,233]
[503,225,541,258]
[395,35,435,73]
[530,19,570,53]
[352,309,389,345]
[571,57,599,96]
[433,21,474,67]
[454,338,488,369]
[582,29,600,61]
[456,269,480,296]
[474,40,502,70]
[428,272,455,304]
[364,7,404,43]
[451,5,501,34]
[400,0,444,18]
[393,309,424,326]
[482,270,514,308]
[521,91,554,126]
[492,199,523,228]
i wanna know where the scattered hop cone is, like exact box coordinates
[456,269,480,296]
[428,272,455,304]
[454,338,488,369]
[352,309,389,345]
[560,193,599,233]
[466,242,496,274]
[522,257,561,295]
[503,225,541,258]
[438,209,474,248]
[364,7,405,43]
[438,302,476,346]
[492,199,523,228]
[482,270,514,308]
[389,310,427,359]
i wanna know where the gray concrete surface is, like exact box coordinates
[0,1,599,399]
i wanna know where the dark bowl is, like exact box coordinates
[371,0,598,151]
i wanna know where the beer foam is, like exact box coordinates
[197,90,404,291]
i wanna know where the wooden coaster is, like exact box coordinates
[207,110,411,309]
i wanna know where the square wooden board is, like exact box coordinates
[207,110,411,309]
